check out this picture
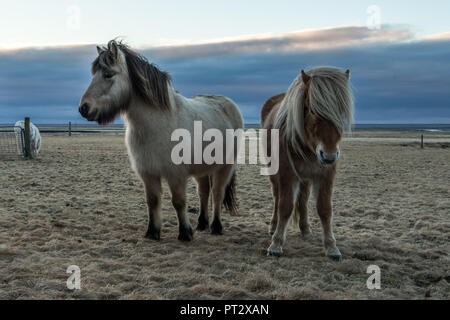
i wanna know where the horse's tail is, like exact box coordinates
[223,169,238,215]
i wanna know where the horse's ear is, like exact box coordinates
[108,40,119,60]
[345,69,351,80]
[301,70,311,85]
[96,46,104,55]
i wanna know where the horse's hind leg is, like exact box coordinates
[168,177,194,242]
[142,174,162,240]
[269,176,279,236]
[297,181,312,238]
[314,177,342,262]
[195,175,211,231]
[211,165,234,235]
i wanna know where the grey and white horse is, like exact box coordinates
[79,40,244,241]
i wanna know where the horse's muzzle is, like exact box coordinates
[79,103,90,118]
[79,103,98,121]
[318,149,340,165]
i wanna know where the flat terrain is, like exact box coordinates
[0,130,449,299]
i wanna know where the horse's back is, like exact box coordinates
[261,93,285,128]
[191,94,244,129]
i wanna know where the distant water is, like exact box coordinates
[246,124,450,132]
[351,124,450,132]
[419,129,443,132]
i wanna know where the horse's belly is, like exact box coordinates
[188,163,223,177]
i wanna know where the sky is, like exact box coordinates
[1,0,450,124]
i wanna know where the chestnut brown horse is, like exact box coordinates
[261,67,354,261]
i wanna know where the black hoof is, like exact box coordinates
[145,226,160,241]
[178,225,194,242]
[211,219,223,235]
[267,251,282,258]
[329,254,343,262]
[196,222,209,232]
[196,215,209,232]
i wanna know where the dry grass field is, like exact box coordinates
[0,130,449,300]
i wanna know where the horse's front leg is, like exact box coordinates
[267,182,295,257]
[314,176,342,262]
[168,178,194,242]
[297,181,312,238]
[142,174,162,240]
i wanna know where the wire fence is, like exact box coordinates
[0,127,25,159]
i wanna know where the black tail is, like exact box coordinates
[223,171,238,215]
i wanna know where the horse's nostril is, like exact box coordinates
[79,103,89,117]
[318,149,337,165]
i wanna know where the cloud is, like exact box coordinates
[144,26,415,58]
[422,32,450,41]
[1,26,449,124]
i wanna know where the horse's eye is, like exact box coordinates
[103,72,114,79]
[310,109,316,116]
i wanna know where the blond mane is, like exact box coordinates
[274,67,354,158]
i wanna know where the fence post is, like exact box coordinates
[421,134,424,149]
[24,117,31,159]
[69,121,72,137]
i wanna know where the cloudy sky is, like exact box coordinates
[1,0,450,124]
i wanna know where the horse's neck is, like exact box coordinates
[167,86,189,111]
[123,88,179,135]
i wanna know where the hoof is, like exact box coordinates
[196,216,210,232]
[196,223,209,232]
[328,254,342,262]
[267,243,283,257]
[211,219,223,235]
[178,225,194,242]
[145,227,161,241]
[327,247,342,262]
[267,250,282,257]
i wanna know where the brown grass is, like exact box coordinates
[0,130,449,300]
